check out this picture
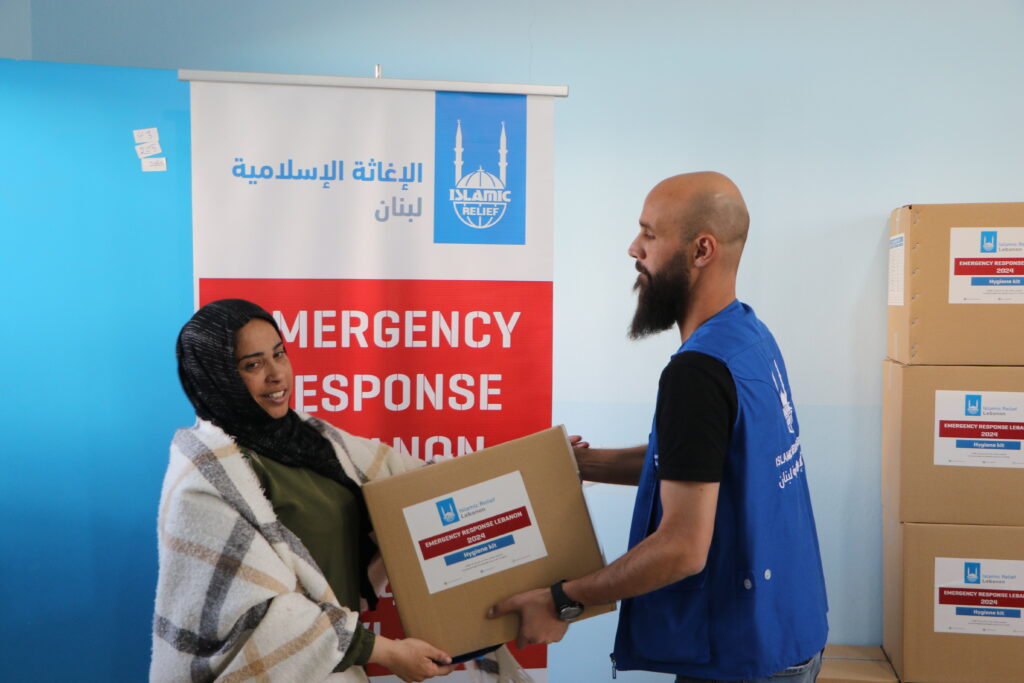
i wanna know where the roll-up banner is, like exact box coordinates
[186,70,566,680]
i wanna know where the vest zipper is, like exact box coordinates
[610,653,617,679]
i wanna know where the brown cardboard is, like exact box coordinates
[819,645,897,683]
[363,426,613,657]
[883,522,1024,683]
[882,360,1024,526]
[881,509,904,678]
[887,202,1024,366]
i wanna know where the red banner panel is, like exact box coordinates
[199,277,552,672]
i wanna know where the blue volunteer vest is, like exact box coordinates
[611,300,828,680]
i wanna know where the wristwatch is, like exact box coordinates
[550,579,584,621]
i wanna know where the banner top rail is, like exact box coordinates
[178,69,568,97]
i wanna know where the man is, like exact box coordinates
[488,172,828,682]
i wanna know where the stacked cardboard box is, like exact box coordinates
[883,203,1024,682]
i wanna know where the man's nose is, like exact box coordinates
[627,236,643,259]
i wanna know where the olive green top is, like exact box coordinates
[245,451,375,670]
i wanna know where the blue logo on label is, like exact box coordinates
[965,562,981,584]
[436,498,459,526]
[981,231,998,253]
[965,394,982,416]
[434,92,526,245]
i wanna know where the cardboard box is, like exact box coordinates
[364,426,613,657]
[819,645,897,683]
[882,360,1024,526]
[887,202,1024,366]
[883,522,1024,682]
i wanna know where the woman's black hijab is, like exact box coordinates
[176,298,378,607]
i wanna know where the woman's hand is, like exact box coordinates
[369,636,457,682]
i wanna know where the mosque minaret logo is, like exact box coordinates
[449,120,513,229]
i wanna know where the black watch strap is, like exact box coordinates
[550,579,584,621]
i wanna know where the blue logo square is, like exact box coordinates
[436,497,459,526]
[981,231,998,253]
[433,92,526,245]
[965,562,981,584]
[965,394,982,416]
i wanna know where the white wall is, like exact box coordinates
[6,1,1024,680]
[0,0,31,59]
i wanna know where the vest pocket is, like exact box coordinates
[625,574,710,663]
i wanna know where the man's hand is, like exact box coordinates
[568,434,590,450]
[487,587,569,650]
[568,438,647,485]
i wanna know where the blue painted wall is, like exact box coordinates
[0,60,192,681]
[3,2,1024,680]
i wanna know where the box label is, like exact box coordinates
[888,233,905,306]
[949,227,1024,303]
[934,390,1024,468]
[935,557,1024,636]
[402,470,548,594]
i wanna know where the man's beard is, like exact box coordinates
[629,251,691,340]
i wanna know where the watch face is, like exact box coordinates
[559,604,584,621]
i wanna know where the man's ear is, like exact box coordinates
[692,234,716,268]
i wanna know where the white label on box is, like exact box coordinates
[934,390,1024,468]
[402,471,548,594]
[888,233,905,306]
[935,557,1024,637]
[949,227,1024,304]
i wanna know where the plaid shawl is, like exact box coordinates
[151,414,420,682]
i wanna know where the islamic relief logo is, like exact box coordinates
[436,498,460,526]
[434,92,526,245]
[965,394,982,416]
[964,562,981,584]
[981,231,998,254]
[449,121,512,229]
[771,359,796,434]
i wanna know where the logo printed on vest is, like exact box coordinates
[771,359,795,434]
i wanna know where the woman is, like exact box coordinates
[151,299,458,682]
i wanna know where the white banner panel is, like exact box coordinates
[192,81,553,282]
[190,74,561,680]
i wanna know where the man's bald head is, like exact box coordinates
[647,171,749,248]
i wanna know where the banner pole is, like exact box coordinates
[179,68,568,97]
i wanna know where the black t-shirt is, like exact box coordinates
[656,351,738,482]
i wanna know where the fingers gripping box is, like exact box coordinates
[363,426,614,657]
